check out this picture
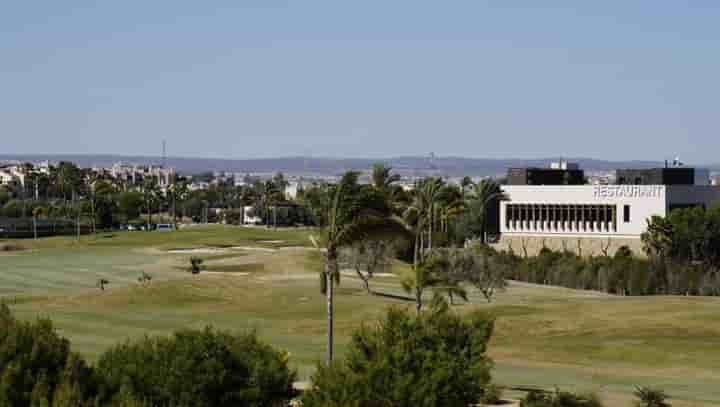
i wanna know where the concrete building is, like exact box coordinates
[493,164,720,256]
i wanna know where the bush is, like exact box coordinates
[634,386,671,407]
[302,298,495,407]
[480,383,504,405]
[520,389,604,407]
[0,303,99,406]
[96,327,296,406]
[189,256,203,274]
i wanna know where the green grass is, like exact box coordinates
[2,226,720,406]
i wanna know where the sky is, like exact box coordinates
[2,1,719,163]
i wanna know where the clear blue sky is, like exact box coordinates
[2,1,719,162]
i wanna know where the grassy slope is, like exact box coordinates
[2,226,719,406]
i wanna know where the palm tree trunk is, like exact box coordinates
[481,205,487,244]
[33,216,37,240]
[415,286,422,314]
[91,199,96,234]
[326,248,337,364]
[413,232,420,270]
[428,207,433,251]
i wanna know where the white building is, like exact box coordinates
[0,165,25,187]
[109,162,175,190]
[495,184,720,255]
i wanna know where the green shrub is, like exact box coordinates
[96,327,296,407]
[302,298,495,407]
[520,389,604,407]
[480,383,504,405]
[634,386,671,407]
[0,304,98,406]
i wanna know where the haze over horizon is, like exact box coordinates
[3,2,719,162]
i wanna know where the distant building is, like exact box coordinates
[0,165,25,187]
[110,162,175,190]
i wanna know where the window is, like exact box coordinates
[623,205,630,223]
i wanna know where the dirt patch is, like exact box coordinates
[0,243,25,252]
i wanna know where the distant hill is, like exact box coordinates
[1,154,715,177]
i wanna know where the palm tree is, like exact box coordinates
[171,178,190,222]
[470,179,506,244]
[401,177,448,312]
[54,161,81,202]
[32,206,45,240]
[262,181,284,229]
[86,172,100,233]
[460,176,474,200]
[141,177,161,230]
[419,177,445,252]
[438,184,464,234]
[371,163,401,192]
[311,171,407,363]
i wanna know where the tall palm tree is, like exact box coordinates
[401,177,448,312]
[32,206,45,240]
[174,178,190,222]
[371,163,401,192]
[419,177,445,252]
[460,176,474,200]
[141,177,161,230]
[86,172,100,233]
[437,184,464,234]
[471,179,506,244]
[311,171,407,364]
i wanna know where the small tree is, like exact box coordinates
[96,327,296,406]
[97,278,109,291]
[634,386,671,407]
[401,256,444,312]
[340,239,396,294]
[189,257,203,275]
[137,272,153,286]
[427,248,472,305]
[302,297,495,407]
[454,251,507,303]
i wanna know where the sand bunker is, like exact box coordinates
[166,248,229,254]
[203,271,250,276]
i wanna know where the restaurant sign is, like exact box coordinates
[593,185,664,199]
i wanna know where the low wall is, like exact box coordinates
[490,235,645,257]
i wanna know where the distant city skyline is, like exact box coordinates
[3,2,719,162]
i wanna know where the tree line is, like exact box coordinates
[0,162,314,234]
[0,298,671,407]
[475,205,720,297]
